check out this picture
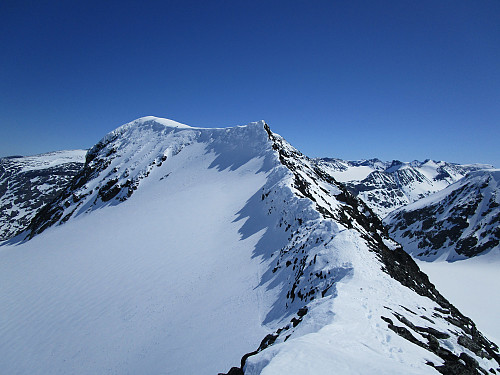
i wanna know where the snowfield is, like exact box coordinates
[417,252,500,345]
[0,125,275,375]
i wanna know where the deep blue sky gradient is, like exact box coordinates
[1,0,499,166]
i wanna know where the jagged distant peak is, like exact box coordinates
[314,156,493,218]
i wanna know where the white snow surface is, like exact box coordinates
[417,253,500,344]
[245,230,448,375]
[14,149,87,172]
[324,164,375,182]
[0,137,271,374]
[0,118,498,374]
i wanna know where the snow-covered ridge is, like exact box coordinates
[384,169,500,261]
[2,117,499,374]
[92,116,192,150]
[240,127,500,374]
[93,116,265,152]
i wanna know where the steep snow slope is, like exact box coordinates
[384,170,500,261]
[0,150,86,240]
[315,158,491,218]
[1,118,499,375]
[1,120,275,375]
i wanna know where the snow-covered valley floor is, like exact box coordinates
[417,252,500,345]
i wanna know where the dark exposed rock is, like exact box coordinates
[427,334,440,351]
[98,178,120,202]
[290,317,301,327]
[236,333,279,372]
[297,307,308,317]
[0,152,85,240]
[225,303,311,373]
[218,367,244,375]
[417,326,450,339]
[387,322,425,348]
[460,353,480,369]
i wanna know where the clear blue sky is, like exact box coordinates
[1,0,499,166]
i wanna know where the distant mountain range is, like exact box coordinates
[314,157,499,261]
[314,157,492,218]
[0,150,86,241]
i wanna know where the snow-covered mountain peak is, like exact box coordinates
[2,119,499,374]
[24,118,276,239]
[90,116,192,155]
[126,115,192,128]
[385,159,404,172]
[108,116,267,135]
[89,117,270,160]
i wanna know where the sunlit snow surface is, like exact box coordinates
[0,129,273,374]
[417,253,500,344]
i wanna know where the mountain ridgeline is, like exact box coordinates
[314,157,491,218]
[2,117,497,375]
